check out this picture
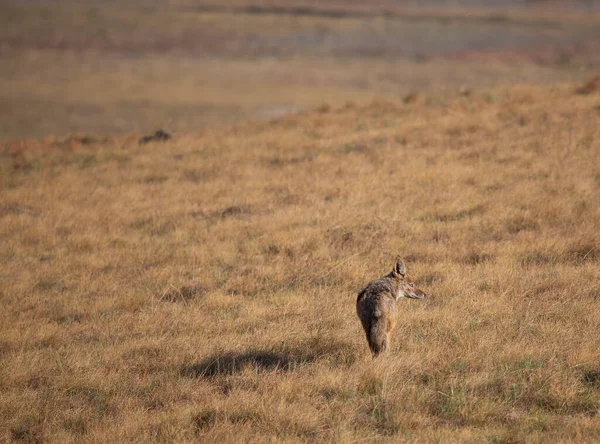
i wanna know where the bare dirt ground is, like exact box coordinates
[1,1,600,442]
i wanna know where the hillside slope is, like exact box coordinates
[1,82,600,442]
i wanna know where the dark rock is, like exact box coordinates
[139,129,172,145]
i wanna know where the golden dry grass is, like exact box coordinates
[1,81,600,442]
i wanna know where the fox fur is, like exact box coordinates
[356,257,426,357]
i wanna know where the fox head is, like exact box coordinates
[391,257,426,300]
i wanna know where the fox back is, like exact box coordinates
[356,257,426,357]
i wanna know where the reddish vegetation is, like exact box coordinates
[575,75,600,95]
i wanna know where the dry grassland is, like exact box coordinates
[1,80,600,442]
[2,1,599,140]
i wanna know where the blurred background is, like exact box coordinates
[2,0,600,141]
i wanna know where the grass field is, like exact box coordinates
[2,1,600,442]
[2,80,600,442]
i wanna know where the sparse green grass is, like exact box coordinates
[1,81,600,442]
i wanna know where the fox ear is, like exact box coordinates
[393,257,406,277]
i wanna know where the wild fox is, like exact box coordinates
[356,257,426,357]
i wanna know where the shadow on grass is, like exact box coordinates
[181,351,304,378]
[582,369,600,387]
[181,338,359,378]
